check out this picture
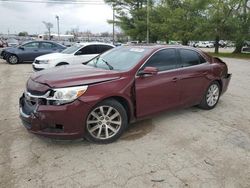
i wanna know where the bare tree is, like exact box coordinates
[42,21,53,40]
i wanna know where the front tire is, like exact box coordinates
[8,54,19,64]
[199,81,221,110]
[85,99,128,144]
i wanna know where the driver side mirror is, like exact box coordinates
[138,66,158,77]
[75,51,82,56]
[18,46,24,50]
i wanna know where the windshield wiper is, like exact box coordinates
[100,58,114,70]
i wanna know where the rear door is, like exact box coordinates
[39,42,59,56]
[135,48,182,118]
[178,49,212,107]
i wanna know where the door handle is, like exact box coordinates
[202,71,208,75]
[172,77,178,82]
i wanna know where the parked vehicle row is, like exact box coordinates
[188,40,233,48]
[19,45,231,143]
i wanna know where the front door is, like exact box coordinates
[135,48,182,118]
[20,42,40,61]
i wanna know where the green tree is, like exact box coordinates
[105,0,152,42]
[150,0,209,44]
[232,0,250,53]
[18,31,28,36]
[204,0,241,53]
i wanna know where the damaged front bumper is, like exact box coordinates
[19,94,91,139]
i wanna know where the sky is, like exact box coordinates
[0,0,114,35]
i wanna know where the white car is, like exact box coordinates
[32,42,114,71]
[196,41,214,48]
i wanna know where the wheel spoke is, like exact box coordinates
[100,106,105,116]
[97,127,102,138]
[105,125,109,138]
[110,120,121,126]
[89,124,100,133]
[110,112,119,120]
[91,111,100,120]
[107,125,117,133]
[106,107,112,116]
[213,88,218,95]
[87,120,99,124]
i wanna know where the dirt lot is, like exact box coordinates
[0,57,250,188]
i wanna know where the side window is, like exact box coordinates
[98,45,113,53]
[22,42,39,48]
[40,42,54,49]
[78,45,97,55]
[179,49,201,67]
[142,49,177,71]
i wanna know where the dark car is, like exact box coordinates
[19,45,231,143]
[1,41,66,64]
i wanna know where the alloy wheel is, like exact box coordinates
[9,55,18,64]
[206,84,220,107]
[86,105,122,140]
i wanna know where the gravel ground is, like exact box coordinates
[0,57,250,188]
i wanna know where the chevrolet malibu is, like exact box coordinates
[19,45,231,143]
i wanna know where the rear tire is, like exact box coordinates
[199,81,221,110]
[85,99,128,144]
[7,54,19,64]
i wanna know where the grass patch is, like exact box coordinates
[208,52,250,60]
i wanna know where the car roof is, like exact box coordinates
[122,44,212,61]
[123,44,199,51]
[78,42,115,47]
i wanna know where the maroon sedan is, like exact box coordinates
[19,45,231,143]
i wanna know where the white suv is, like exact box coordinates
[32,42,114,71]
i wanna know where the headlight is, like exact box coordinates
[47,85,88,105]
[39,60,50,64]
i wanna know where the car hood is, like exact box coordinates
[30,64,121,88]
[36,53,72,60]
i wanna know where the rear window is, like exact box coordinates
[180,49,202,67]
[98,45,113,53]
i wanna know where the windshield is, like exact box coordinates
[87,46,150,71]
[61,44,83,54]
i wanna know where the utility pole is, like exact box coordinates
[112,4,115,45]
[146,0,149,44]
[55,15,60,40]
